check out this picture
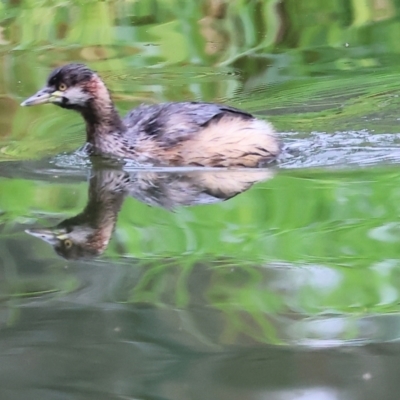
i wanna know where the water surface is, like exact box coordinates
[2,1,400,399]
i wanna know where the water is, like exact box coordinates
[2,1,400,399]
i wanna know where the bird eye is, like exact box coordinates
[58,83,67,91]
[63,239,73,249]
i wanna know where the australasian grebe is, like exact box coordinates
[21,63,281,167]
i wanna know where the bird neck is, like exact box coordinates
[81,77,126,144]
[60,170,127,253]
[80,170,126,226]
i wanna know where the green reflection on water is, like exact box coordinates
[2,166,400,345]
[1,2,400,398]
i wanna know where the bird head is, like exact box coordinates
[26,222,102,260]
[21,63,99,111]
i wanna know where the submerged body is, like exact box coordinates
[21,64,281,167]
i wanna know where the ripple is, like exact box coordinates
[2,129,400,183]
[280,130,400,169]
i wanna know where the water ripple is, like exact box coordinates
[280,130,400,169]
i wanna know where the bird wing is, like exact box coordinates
[123,102,254,146]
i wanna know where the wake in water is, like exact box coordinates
[2,129,400,181]
[279,130,400,169]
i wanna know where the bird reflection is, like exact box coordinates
[26,166,273,259]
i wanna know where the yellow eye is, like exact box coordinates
[58,83,67,91]
[64,239,73,249]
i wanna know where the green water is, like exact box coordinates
[2,1,400,399]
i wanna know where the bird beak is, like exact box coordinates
[21,87,63,106]
[25,228,68,245]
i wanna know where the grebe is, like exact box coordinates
[21,63,281,167]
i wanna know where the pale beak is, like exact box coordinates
[21,87,63,106]
[25,228,67,245]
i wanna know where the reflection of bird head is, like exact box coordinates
[26,218,106,260]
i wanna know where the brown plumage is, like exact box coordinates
[21,63,281,167]
[26,166,273,259]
